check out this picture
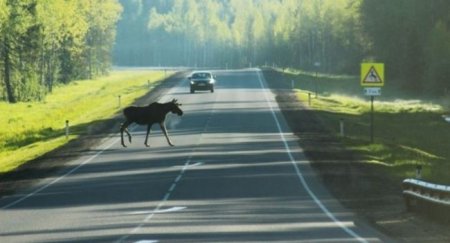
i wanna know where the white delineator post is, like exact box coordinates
[65,120,69,139]
[340,119,345,137]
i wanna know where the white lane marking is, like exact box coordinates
[153,206,186,213]
[187,162,203,168]
[117,88,217,242]
[171,161,203,169]
[116,158,194,242]
[0,136,120,209]
[0,85,185,210]
[127,206,187,215]
[169,183,176,192]
[175,174,182,183]
[256,69,368,243]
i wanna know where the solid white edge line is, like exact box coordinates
[256,69,368,243]
[1,122,142,209]
[1,137,120,210]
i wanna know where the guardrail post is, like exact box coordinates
[402,178,450,221]
[404,196,412,211]
[291,80,294,89]
[340,119,345,137]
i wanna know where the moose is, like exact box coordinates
[120,99,183,147]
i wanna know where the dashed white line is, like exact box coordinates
[116,157,193,243]
[117,87,216,242]
[169,183,176,192]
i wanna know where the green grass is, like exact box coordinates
[272,67,449,183]
[295,90,450,184]
[0,70,169,173]
[276,67,363,97]
[276,67,443,101]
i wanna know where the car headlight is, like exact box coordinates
[209,80,214,84]
[190,81,194,85]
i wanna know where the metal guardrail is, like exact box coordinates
[402,178,450,221]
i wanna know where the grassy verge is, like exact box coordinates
[294,89,449,184]
[0,70,169,173]
[277,67,450,102]
[269,67,449,184]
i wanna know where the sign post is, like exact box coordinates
[370,96,374,142]
[361,63,384,143]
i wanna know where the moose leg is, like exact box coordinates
[160,122,174,146]
[144,124,152,147]
[120,120,132,147]
[125,128,132,143]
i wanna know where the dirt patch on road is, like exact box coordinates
[263,69,450,242]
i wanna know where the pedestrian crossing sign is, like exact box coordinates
[361,63,384,87]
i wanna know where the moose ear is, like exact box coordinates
[172,98,177,103]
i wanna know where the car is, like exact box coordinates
[188,71,216,93]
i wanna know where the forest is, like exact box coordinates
[1,0,449,103]
[114,0,449,96]
[0,0,122,103]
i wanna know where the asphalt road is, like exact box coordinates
[0,69,390,242]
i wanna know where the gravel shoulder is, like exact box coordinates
[263,69,450,242]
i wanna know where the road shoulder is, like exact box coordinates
[263,69,450,243]
[0,71,187,199]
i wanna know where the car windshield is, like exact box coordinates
[192,73,211,79]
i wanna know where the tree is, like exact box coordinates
[78,0,122,79]
[360,0,450,94]
[424,21,450,95]
[1,0,39,103]
[112,0,449,95]
[1,0,122,102]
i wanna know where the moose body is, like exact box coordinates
[120,99,183,147]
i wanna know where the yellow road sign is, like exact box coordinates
[361,63,384,87]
